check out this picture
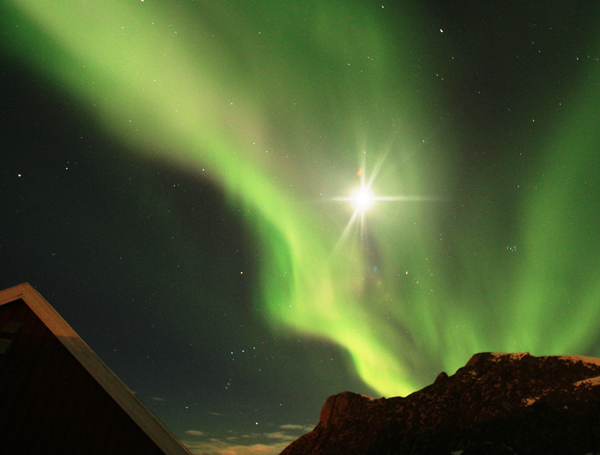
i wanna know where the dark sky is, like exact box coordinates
[1,1,600,454]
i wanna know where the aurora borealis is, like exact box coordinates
[2,1,600,453]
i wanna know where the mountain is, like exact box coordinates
[280,352,600,455]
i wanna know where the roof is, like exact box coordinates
[0,282,192,455]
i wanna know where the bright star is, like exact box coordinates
[332,153,432,246]
[351,187,375,212]
[332,155,385,242]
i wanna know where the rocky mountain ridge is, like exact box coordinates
[280,352,600,455]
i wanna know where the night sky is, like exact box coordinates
[1,1,600,454]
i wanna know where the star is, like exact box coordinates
[332,155,386,243]
[350,187,375,212]
[333,154,432,246]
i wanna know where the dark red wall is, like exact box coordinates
[0,299,167,455]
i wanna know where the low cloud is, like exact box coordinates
[263,431,296,441]
[279,424,314,432]
[184,439,289,455]
[278,425,302,430]
[217,443,289,455]
[183,423,313,455]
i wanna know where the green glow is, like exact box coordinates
[3,0,600,397]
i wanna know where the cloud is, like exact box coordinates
[278,425,302,430]
[218,443,289,455]
[182,423,313,455]
[184,439,289,455]
[263,432,296,441]
[279,424,314,432]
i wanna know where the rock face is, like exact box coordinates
[280,353,600,455]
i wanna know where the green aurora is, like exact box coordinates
[3,0,600,397]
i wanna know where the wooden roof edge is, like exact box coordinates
[0,283,193,455]
[0,281,29,306]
